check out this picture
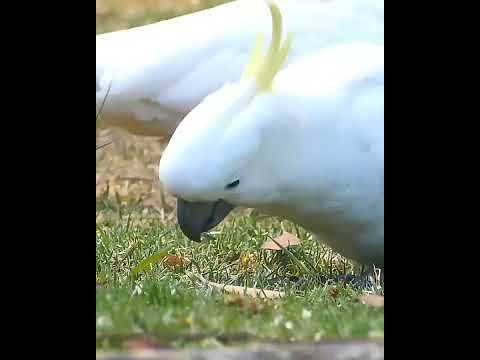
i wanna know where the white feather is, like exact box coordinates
[159,42,384,266]
[96,0,384,136]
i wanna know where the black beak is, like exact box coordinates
[176,198,235,242]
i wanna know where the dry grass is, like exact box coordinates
[96,128,174,222]
[96,1,230,220]
[96,0,231,33]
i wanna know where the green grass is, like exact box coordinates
[96,202,384,350]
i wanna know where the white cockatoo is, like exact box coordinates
[96,0,384,137]
[158,1,384,267]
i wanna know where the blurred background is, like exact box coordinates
[96,0,231,33]
[96,0,231,225]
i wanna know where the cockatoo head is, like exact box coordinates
[159,0,293,241]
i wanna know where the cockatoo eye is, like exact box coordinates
[225,179,240,190]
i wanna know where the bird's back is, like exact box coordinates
[96,0,384,137]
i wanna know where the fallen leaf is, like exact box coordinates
[224,294,269,316]
[329,287,341,298]
[262,231,301,251]
[359,294,384,308]
[164,255,183,267]
[208,281,284,299]
[187,271,284,300]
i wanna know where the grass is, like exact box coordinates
[96,0,384,351]
[96,202,383,351]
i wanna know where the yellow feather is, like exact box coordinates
[243,0,293,92]
[244,34,265,78]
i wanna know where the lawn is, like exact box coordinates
[96,0,384,352]
[96,204,383,350]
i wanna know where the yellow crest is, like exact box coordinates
[244,0,293,92]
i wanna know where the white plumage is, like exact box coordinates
[158,1,384,267]
[96,0,384,137]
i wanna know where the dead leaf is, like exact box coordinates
[359,294,384,308]
[262,231,301,251]
[329,287,341,298]
[223,294,268,316]
[208,281,284,299]
[164,255,183,267]
[186,271,284,300]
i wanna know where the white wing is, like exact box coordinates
[96,0,384,137]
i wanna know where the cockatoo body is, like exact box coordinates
[159,1,384,267]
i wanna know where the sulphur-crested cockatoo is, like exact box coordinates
[158,1,384,267]
[96,0,384,137]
